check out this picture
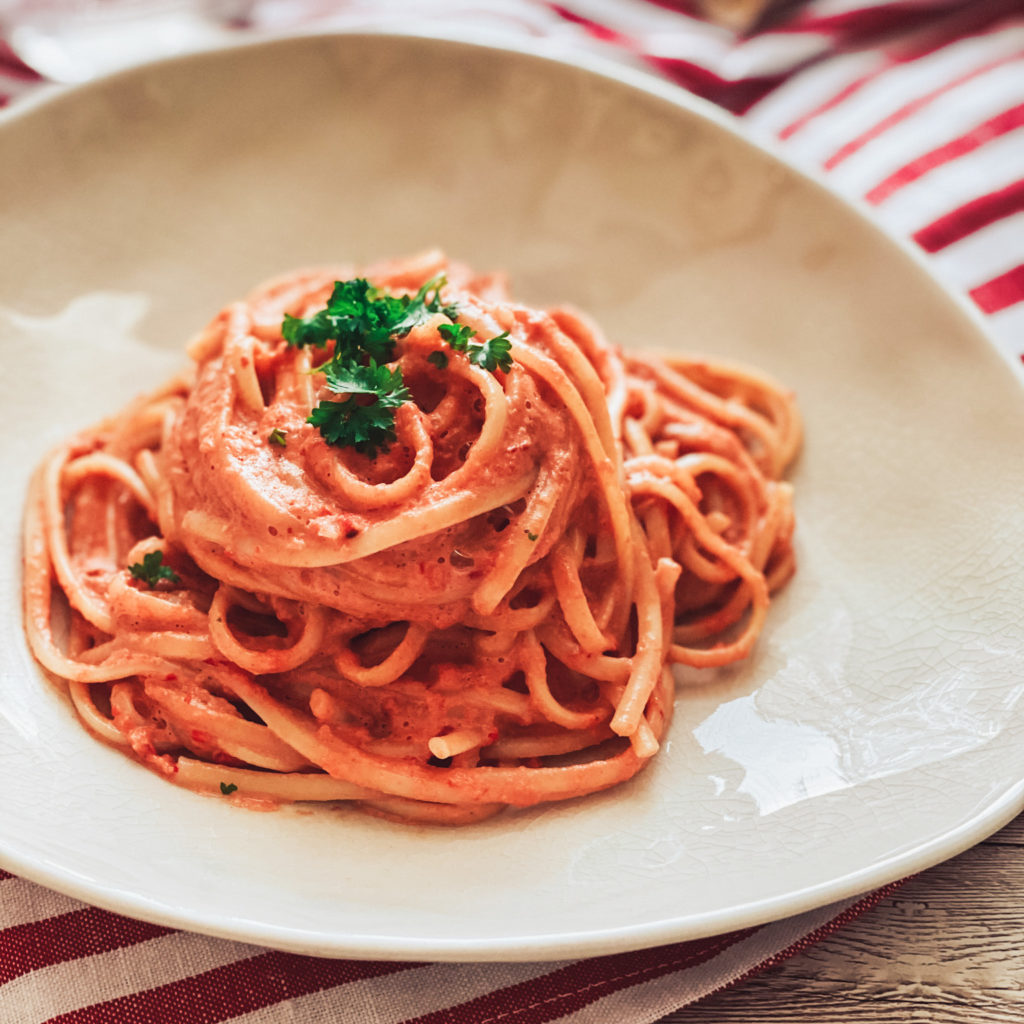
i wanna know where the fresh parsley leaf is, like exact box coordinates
[320,359,407,401]
[128,550,180,589]
[437,323,513,374]
[469,331,513,373]
[284,278,396,363]
[525,530,539,542]
[308,401,397,456]
[283,274,456,364]
[219,782,238,795]
[438,322,475,351]
[309,359,410,457]
[282,308,337,351]
[427,350,449,370]
[414,274,460,322]
[268,428,287,447]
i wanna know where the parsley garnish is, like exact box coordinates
[307,359,410,457]
[525,530,539,542]
[128,550,180,589]
[219,782,238,795]
[283,274,456,363]
[283,274,512,456]
[438,322,475,351]
[470,330,513,373]
[437,323,513,374]
[284,274,456,454]
[268,428,287,447]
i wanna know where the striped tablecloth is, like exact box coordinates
[1,2,1021,1021]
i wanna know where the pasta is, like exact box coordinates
[22,252,800,825]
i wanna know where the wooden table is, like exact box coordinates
[659,814,1024,1022]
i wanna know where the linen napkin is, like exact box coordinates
[0,867,904,1023]
[1,2,1021,1021]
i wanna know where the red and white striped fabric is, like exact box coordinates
[2,1,1021,1020]
[0,864,905,1023]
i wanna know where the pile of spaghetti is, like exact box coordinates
[23,253,801,825]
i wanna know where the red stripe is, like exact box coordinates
[913,179,1024,251]
[0,908,174,984]
[47,952,423,1024]
[822,48,1022,169]
[403,928,758,1024]
[0,39,42,81]
[786,1,985,37]
[548,3,787,112]
[547,4,630,46]
[0,870,15,881]
[865,101,1024,203]
[647,58,788,113]
[641,0,705,16]
[969,263,1024,313]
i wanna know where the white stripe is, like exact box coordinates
[551,0,734,36]
[221,958,571,1024]
[270,0,562,33]
[633,23,832,81]
[717,32,833,80]
[1,930,264,1024]
[0,879,87,929]
[826,52,1024,194]
[775,23,1024,168]
[745,47,885,137]
[561,899,862,1023]
[868,129,1024,233]
[924,213,1024,294]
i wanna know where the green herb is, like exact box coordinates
[427,350,449,370]
[437,322,513,374]
[219,782,238,795]
[283,274,456,364]
[525,530,539,542]
[268,428,287,447]
[308,359,410,457]
[128,550,180,589]
[284,275,457,453]
[438,322,475,351]
[469,330,513,373]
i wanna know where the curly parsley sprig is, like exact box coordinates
[437,322,513,373]
[307,360,410,457]
[282,273,513,455]
[283,274,457,363]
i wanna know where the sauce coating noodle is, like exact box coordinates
[22,253,801,824]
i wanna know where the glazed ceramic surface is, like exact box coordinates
[1,32,1022,962]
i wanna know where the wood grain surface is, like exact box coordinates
[659,814,1024,1022]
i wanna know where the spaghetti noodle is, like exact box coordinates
[22,252,800,825]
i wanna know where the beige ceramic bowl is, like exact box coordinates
[1,31,1022,961]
